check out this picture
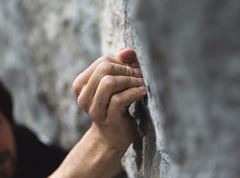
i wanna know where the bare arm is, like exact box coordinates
[49,49,146,178]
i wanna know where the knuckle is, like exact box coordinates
[123,76,140,88]
[124,66,132,76]
[100,75,116,90]
[98,56,113,62]
[129,76,136,84]
[138,78,144,84]
[111,95,122,106]
[133,87,141,95]
[97,62,113,74]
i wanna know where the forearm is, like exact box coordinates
[50,49,145,178]
[49,125,125,178]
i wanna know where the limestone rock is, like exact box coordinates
[102,0,240,178]
[0,0,102,147]
[1,0,240,177]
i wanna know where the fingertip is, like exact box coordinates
[117,48,139,65]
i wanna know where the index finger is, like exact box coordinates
[73,56,122,96]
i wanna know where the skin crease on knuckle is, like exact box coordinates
[97,62,114,76]
[97,61,137,78]
[88,76,121,122]
[91,77,144,122]
[98,56,114,63]
[110,95,123,109]
[90,76,145,122]
[117,65,133,77]
[72,56,114,95]
[124,65,133,76]
[100,75,116,91]
[72,59,140,99]
[108,86,146,114]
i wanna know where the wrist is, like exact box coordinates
[89,123,130,155]
[49,125,125,178]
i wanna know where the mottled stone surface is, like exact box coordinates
[21,0,102,147]
[0,0,58,142]
[1,0,240,177]
[141,1,240,178]
[102,1,169,177]
[0,0,102,147]
[103,0,240,178]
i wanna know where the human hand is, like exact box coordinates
[73,48,146,152]
[49,49,146,178]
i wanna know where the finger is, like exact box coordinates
[116,48,140,68]
[77,63,142,111]
[107,86,147,118]
[73,56,121,95]
[88,76,145,122]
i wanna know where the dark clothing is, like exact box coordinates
[13,125,67,178]
[0,81,14,125]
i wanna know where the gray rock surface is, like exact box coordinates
[0,0,101,147]
[1,0,240,177]
[102,0,240,178]
[143,1,240,178]
[21,0,102,147]
[0,0,58,143]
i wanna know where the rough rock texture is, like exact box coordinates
[0,0,58,142]
[21,0,102,147]
[1,0,240,177]
[102,0,240,178]
[0,0,101,147]
[102,1,168,177]
[101,1,167,178]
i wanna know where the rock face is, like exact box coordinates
[1,0,240,177]
[21,0,102,147]
[0,0,101,147]
[102,0,240,178]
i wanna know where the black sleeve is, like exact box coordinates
[14,125,68,178]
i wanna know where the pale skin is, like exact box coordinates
[49,48,146,178]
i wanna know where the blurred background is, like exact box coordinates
[0,0,102,148]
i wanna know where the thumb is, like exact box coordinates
[116,48,140,67]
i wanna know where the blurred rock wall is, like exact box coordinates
[1,0,240,178]
[0,0,102,147]
[102,0,240,178]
